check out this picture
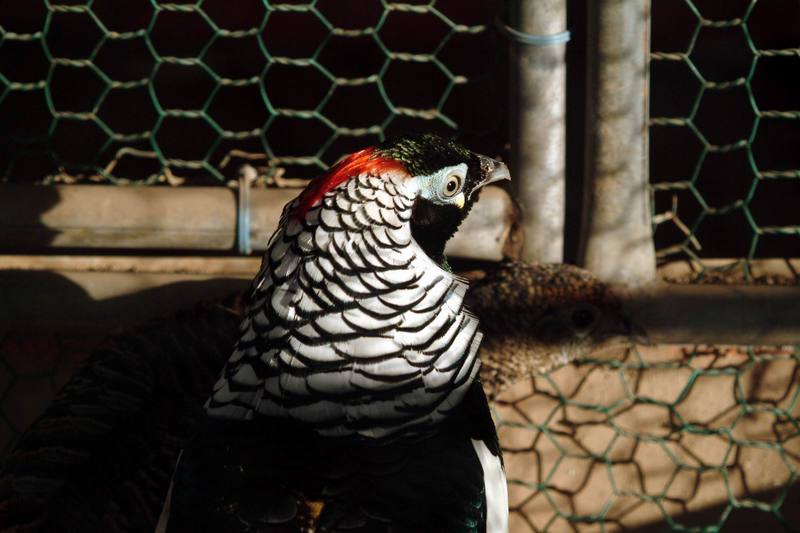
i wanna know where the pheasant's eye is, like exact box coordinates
[571,308,595,330]
[441,174,463,198]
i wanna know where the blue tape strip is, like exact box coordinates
[496,18,571,47]
[237,176,251,255]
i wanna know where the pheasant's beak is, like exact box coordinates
[470,156,511,198]
[626,320,651,346]
[585,317,649,362]
[603,317,651,347]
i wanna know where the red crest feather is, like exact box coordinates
[292,147,407,220]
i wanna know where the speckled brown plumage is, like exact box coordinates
[466,262,634,399]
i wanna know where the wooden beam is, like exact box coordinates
[3,257,800,344]
[619,282,800,346]
[0,185,517,261]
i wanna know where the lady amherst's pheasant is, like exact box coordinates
[0,135,642,533]
[172,134,513,533]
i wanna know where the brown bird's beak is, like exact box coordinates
[589,316,651,362]
[604,317,651,347]
[623,317,651,346]
[470,156,511,198]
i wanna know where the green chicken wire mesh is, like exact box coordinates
[494,345,800,532]
[0,0,502,185]
[649,0,800,276]
[2,2,800,533]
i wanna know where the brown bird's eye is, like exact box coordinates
[571,308,595,329]
[441,174,462,198]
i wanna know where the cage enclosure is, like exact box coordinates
[1,1,799,531]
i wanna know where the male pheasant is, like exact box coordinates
[170,134,511,532]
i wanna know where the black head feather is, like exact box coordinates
[378,134,495,266]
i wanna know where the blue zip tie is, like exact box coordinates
[237,166,253,255]
[496,18,571,47]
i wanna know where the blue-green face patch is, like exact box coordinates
[417,163,468,206]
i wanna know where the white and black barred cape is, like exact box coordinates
[206,170,483,440]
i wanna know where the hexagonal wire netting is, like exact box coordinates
[492,1,800,530]
[495,345,800,532]
[1,1,800,532]
[649,0,800,275]
[493,2,800,529]
[0,0,502,185]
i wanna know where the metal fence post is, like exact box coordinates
[579,0,657,285]
[506,0,568,262]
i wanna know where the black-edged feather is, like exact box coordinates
[0,301,240,533]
